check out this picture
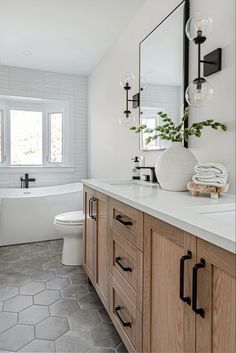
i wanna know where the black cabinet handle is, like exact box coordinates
[115,215,133,226]
[179,251,192,305]
[91,197,96,220]
[115,257,132,272]
[88,198,93,218]
[192,258,206,318]
[115,306,131,327]
[89,197,96,220]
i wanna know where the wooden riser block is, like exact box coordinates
[187,181,229,199]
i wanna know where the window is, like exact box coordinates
[49,112,63,164]
[10,110,43,165]
[0,98,67,167]
[140,107,170,150]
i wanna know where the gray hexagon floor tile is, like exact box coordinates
[55,266,79,277]
[3,295,32,312]
[70,272,88,284]
[4,273,31,286]
[61,284,88,300]
[0,287,18,301]
[79,293,103,311]
[34,289,61,305]
[20,281,45,295]
[116,342,128,353]
[55,330,93,353]
[36,316,69,340]
[0,325,34,351]
[50,299,79,318]
[0,312,17,333]
[46,277,70,290]
[68,309,101,331]
[19,339,55,352]
[32,270,56,281]
[91,323,121,348]
[98,308,112,323]
[0,279,7,289]
[86,283,96,293]
[19,304,50,325]
[88,347,116,353]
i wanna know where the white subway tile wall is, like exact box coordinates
[0,65,87,188]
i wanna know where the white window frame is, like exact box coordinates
[48,111,64,165]
[0,110,4,164]
[0,99,70,168]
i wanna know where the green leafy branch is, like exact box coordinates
[130,107,227,144]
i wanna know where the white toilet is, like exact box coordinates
[54,211,84,266]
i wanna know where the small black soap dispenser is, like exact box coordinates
[131,156,140,180]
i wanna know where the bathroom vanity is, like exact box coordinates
[82,179,236,353]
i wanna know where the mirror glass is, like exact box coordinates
[139,2,188,151]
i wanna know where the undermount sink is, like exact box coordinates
[104,180,159,187]
[189,203,236,226]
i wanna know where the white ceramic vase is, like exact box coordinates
[155,142,198,191]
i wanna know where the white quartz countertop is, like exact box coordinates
[82,179,236,254]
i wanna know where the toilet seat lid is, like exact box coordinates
[54,211,84,224]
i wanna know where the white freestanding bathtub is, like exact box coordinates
[0,183,83,246]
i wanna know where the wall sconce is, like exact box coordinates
[185,14,222,108]
[119,73,139,124]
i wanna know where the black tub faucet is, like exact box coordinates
[20,174,36,189]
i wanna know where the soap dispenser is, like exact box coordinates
[131,156,140,180]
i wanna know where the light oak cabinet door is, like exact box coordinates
[83,187,96,282]
[143,214,196,353]
[94,192,109,310]
[195,239,236,353]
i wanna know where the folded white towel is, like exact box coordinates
[192,174,227,187]
[194,162,228,178]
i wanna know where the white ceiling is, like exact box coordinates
[0,0,146,75]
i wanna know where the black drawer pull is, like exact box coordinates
[179,251,192,305]
[115,306,131,327]
[88,198,93,218]
[91,197,96,220]
[192,258,205,318]
[115,215,133,226]
[115,257,132,272]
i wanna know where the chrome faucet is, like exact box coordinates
[20,174,36,189]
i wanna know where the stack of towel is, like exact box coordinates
[192,163,228,187]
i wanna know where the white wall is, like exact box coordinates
[0,65,87,188]
[88,0,235,193]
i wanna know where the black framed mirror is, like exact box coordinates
[139,0,189,151]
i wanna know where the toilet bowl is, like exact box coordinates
[54,211,84,266]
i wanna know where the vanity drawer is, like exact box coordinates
[110,198,143,251]
[110,230,143,312]
[110,277,142,353]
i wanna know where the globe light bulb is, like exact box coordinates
[185,14,214,41]
[120,72,135,88]
[118,113,137,126]
[185,78,214,108]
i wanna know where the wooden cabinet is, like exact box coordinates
[110,198,143,251]
[143,214,196,353]
[110,276,142,353]
[83,186,109,310]
[110,229,143,312]
[143,214,236,353]
[83,186,96,281]
[195,239,236,353]
[83,186,236,353]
